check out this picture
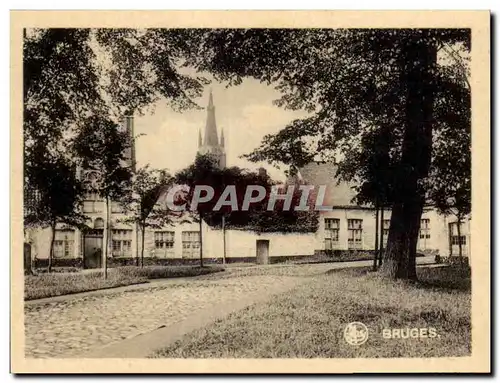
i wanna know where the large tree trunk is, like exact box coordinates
[48,221,56,273]
[380,35,436,280]
[382,196,423,280]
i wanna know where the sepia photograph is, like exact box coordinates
[11,10,490,374]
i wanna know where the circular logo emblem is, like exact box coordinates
[344,322,369,346]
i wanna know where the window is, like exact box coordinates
[347,219,363,249]
[324,218,340,250]
[418,218,431,250]
[83,192,103,213]
[182,231,200,258]
[451,236,467,245]
[449,222,467,248]
[154,231,175,249]
[53,230,75,258]
[111,229,132,256]
[419,219,431,239]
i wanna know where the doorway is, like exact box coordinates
[256,240,270,265]
[83,229,103,269]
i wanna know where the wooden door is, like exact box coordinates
[83,230,103,269]
[256,240,270,265]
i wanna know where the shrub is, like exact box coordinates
[35,267,81,274]
[25,265,225,301]
[24,269,148,300]
[115,265,225,280]
[295,251,374,264]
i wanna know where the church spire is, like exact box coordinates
[208,89,214,108]
[197,90,226,169]
[203,90,219,146]
[220,127,225,147]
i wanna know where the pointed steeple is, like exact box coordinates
[198,128,202,148]
[203,90,219,146]
[208,90,214,108]
[197,90,226,169]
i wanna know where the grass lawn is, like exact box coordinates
[152,265,471,358]
[25,265,224,301]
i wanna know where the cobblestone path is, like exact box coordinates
[25,275,305,358]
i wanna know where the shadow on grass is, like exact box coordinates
[327,265,471,292]
[326,266,373,277]
[416,265,471,292]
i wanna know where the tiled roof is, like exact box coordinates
[298,162,360,207]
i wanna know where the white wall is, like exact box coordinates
[26,208,472,262]
[141,216,317,260]
[219,230,317,259]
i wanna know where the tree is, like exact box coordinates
[175,154,222,267]
[427,81,471,261]
[121,165,176,267]
[340,125,396,270]
[23,28,207,140]
[176,154,319,231]
[73,116,133,278]
[23,29,208,237]
[24,155,87,272]
[175,154,319,267]
[22,28,214,274]
[428,44,471,263]
[181,28,470,280]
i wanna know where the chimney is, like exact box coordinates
[258,167,267,178]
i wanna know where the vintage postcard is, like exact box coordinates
[11,10,490,374]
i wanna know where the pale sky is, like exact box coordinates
[134,76,308,181]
